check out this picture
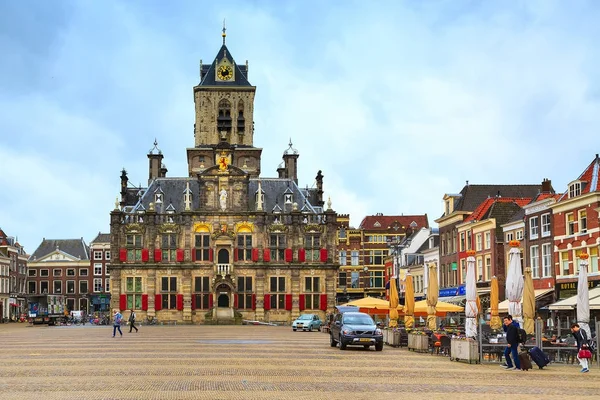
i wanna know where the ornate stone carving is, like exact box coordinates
[304,224,323,233]
[124,223,145,233]
[157,223,180,233]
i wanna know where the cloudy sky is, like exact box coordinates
[1,0,599,253]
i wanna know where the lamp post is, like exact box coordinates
[363,266,369,297]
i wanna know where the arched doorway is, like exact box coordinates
[216,283,230,308]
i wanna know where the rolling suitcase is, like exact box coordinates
[518,351,532,371]
[529,346,550,369]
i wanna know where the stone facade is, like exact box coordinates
[110,37,338,324]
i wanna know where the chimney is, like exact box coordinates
[148,140,164,185]
[316,170,324,207]
[160,163,168,178]
[541,178,553,193]
[277,163,286,179]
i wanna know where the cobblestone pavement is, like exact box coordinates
[1,323,599,400]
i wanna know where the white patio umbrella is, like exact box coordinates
[465,252,478,338]
[577,253,592,339]
[506,242,524,325]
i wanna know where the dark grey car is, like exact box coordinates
[329,311,383,351]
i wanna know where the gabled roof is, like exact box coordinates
[464,197,531,223]
[557,154,600,202]
[358,215,429,231]
[90,233,110,244]
[248,178,319,214]
[198,44,252,87]
[29,239,89,262]
[450,184,543,214]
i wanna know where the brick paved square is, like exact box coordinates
[0,324,598,400]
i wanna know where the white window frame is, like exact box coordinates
[516,230,523,241]
[484,232,491,249]
[530,245,539,278]
[93,278,103,293]
[339,250,347,266]
[566,213,575,236]
[542,244,552,277]
[529,217,539,240]
[541,213,551,237]
[94,263,102,276]
[476,234,482,251]
[105,251,111,260]
[93,251,103,260]
[485,256,491,281]
[477,258,483,281]
[506,232,514,242]
[578,210,587,233]
[105,278,110,292]
[351,251,359,266]
[569,182,581,198]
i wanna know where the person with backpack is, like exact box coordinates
[571,323,590,373]
[128,309,138,333]
[502,315,521,370]
[112,310,123,337]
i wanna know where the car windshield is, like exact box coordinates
[343,315,374,325]
[298,315,312,320]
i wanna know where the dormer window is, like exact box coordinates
[155,193,163,204]
[284,194,292,204]
[569,182,581,198]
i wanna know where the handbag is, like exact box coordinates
[578,348,592,359]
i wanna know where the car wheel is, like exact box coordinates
[308,325,313,332]
[330,334,337,347]
[339,336,347,350]
[375,343,383,352]
[292,328,296,331]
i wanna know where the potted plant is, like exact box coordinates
[407,329,429,352]
[450,336,480,364]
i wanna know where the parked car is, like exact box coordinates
[292,314,322,332]
[329,311,383,351]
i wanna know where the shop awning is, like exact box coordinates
[438,295,466,305]
[497,288,554,313]
[590,296,600,310]
[549,287,600,311]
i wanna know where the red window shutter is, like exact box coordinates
[285,294,292,311]
[320,294,328,311]
[155,294,162,311]
[141,248,149,262]
[252,294,256,310]
[176,294,184,311]
[299,294,305,311]
[154,249,162,263]
[119,248,127,262]
[191,295,196,310]
[208,294,213,308]
[263,248,271,262]
[176,249,184,262]
[119,294,127,311]
[233,249,238,262]
[234,294,238,308]
[285,248,293,263]
[264,294,271,311]
[320,248,328,262]
[252,248,259,262]
[191,249,196,262]
[141,294,148,311]
[209,248,214,262]
[298,248,306,262]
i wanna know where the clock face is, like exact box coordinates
[217,65,233,81]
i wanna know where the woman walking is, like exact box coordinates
[571,323,590,373]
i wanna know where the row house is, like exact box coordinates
[435,183,543,304]
[335,214,364,304]
[27,239,91,312]
[456,197,531,308]
[89,233,112,312]
[550,154,600,300]
[0,229,28,320]
[396,228,439,301]
[110,36,338,325]
[360,214,429,300]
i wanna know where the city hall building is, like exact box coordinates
[110,33,338,324]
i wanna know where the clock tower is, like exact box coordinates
[187,27,262,178]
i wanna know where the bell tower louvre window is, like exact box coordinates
[237,100,245,135]
[217,99,232,137]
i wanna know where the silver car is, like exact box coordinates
[292,314,322,332]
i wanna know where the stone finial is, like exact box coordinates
[292,202,298,211]
[114,197,119,211]
[327,197,332,211]
[149,202,155,212]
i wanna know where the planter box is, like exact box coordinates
[450,338,479,364]
[384,330,403,347]
[408,333,429,352]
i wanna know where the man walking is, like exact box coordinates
[112,310,123,337]
[128,309,138,333]
[571,323,590,373]
[502,315,521,370]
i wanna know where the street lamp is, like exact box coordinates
[363,266,369,296]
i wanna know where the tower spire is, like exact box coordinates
[222,19,226,45]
